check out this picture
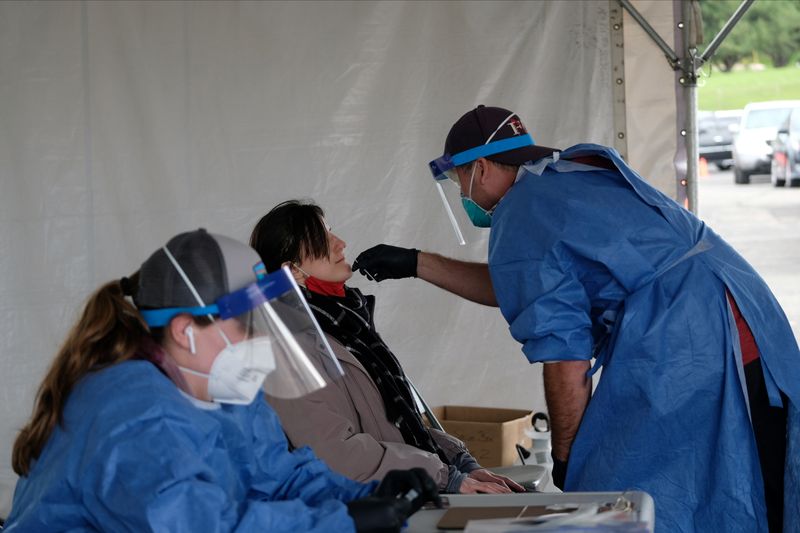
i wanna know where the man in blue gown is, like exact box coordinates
[353,106,800,532]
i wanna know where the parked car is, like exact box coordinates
[699,110,742,170]
[770,107,800,187]
[732,100,800,184]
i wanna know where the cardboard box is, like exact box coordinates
[431,406,533,467]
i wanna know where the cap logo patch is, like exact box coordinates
[507,118,527,136]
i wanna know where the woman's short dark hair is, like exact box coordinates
[250,200,330,273]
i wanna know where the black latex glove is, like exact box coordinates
[375,468,442,514]
[551,453,568,490]
[352,244,419,282]
[346,496,412,533]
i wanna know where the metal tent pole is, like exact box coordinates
[681,0,700,213]
[700,0,756,64]
[617,0,755,214]
[618,0,679,67]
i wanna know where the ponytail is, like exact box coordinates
[12,274,150,475]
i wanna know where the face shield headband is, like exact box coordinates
[428,133,535,183]
[140,247,343,400]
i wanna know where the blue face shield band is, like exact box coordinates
[138,266,294,327]
[428,134,535,182]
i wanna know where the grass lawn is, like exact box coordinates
[698,66,800,111]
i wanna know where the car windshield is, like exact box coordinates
[699,117,715,132]
[745,108,794,129]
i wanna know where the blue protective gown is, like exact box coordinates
[488,144,800,532]
[5,360,374,532]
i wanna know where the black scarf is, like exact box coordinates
[303,286,449,464]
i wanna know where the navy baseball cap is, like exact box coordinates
[444,105,558,166]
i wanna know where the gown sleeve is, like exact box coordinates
[490,255,593,363]
[79,398,372,532]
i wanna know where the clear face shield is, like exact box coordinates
[214,266,344,399]
[141,259,344,401]
[429,155,468,246]
[428,132,536,244]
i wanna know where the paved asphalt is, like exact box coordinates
[698,169,800,343]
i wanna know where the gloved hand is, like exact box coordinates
[375,468,442,514]
[352,244,419,282]
[346,496,412,533]
[551,453,568,490]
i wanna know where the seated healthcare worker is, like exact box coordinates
[250,201,524,495]
[6,228,439,532]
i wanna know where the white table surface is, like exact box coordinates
[406,491,655,532]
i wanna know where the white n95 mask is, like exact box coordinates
[181,335,276,405]
[207,336,276,405]
[179,331,275,405]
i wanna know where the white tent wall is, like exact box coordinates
[622,0,680,198]
[0,0,677,514]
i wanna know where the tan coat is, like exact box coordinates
[266,335,470,489]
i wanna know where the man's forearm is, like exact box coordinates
[416,252,497,306]
[543,360,592,460]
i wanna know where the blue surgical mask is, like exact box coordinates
[461,162,495,227]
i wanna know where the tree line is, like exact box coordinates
[700,0,800,70]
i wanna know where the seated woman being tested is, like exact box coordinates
[250,200,525,495]
[5,228,439,532]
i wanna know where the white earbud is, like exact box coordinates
[185,325,196,354]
